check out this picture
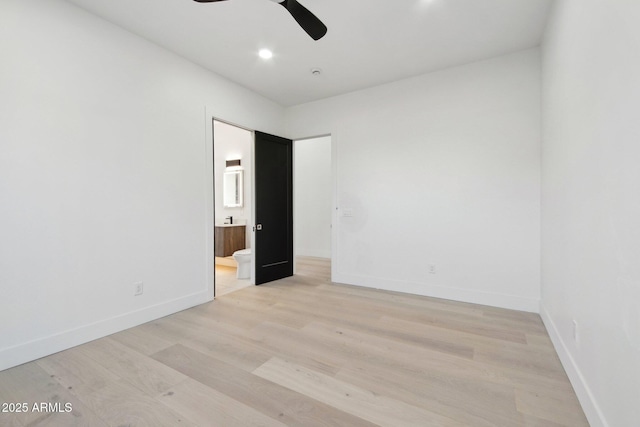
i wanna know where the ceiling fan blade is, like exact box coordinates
[192,0,228,3]
[280,0,327,41]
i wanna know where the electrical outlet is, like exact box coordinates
[134,281,144,296]
[429,264,436,274]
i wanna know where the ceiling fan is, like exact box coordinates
[193,0,328,41]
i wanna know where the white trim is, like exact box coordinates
[204,107,215,300]
[540,303,609,427]
[296,248,332,259]
[333,273,540,313]
[250,130,257,285]
[0,291,210,372]
[330,132,338,283]
[292,139,297,275]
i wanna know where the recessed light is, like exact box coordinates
[259,49,273,60]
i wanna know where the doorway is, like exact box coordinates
[293,135,333,277]
[212,120,299,296]
[213,120,253,296]
[209,118,332,297]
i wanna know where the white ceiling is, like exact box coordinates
[64,0,553,106]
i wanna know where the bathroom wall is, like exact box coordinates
[285,49,542,312]
[214,120,253,248]
[0,0,283,371]
[541,0,640,425]
[294,136,332,258]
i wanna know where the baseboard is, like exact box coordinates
[332,273,540,313]
[296,249,331,259]
[0,291,211,372]
[540,303,608,427]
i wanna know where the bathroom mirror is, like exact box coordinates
[223,170,243,208]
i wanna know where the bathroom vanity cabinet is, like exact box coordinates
[214,224,246,257]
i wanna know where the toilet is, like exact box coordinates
[232,249,251,279]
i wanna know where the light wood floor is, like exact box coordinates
[0,257,588,426]
[215,264,251,297]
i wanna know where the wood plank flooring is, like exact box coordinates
[214,264,251,297]
[0,256,588,426]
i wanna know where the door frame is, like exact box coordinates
[206,114,257,299]
[205,112,337,298]
[292,134,336,277]
[292,133,338,279]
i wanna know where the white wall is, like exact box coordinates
[285,49,542,312]
[541,1,640,425]
[294,136,332,258]
[0,0,283,371]
[214,121,252,248]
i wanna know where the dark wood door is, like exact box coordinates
[254,131,293,285]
